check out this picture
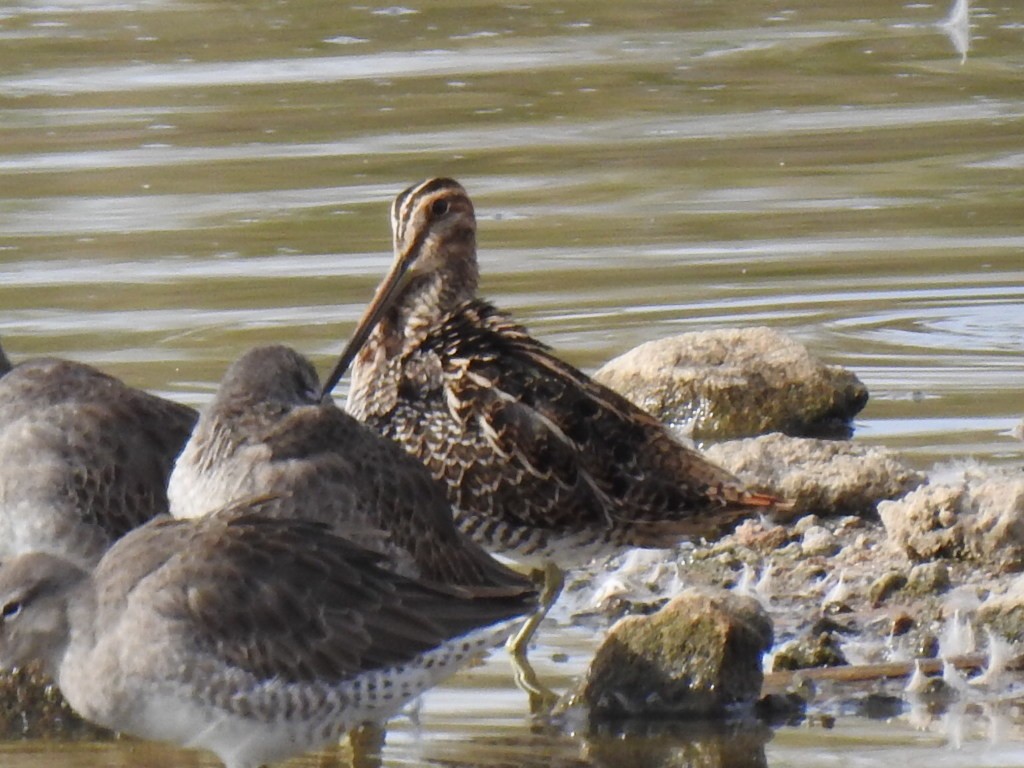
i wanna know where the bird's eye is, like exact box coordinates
[430,198,450,217]
[1,602,21,621]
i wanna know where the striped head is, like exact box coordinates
[389,177,477,280]
[322,178,480,398]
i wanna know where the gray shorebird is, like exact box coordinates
[0,498,536,768]
[0,340,197,567]
[169,344,532,596]
[320,178,788,667]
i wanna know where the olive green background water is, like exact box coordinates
[1,0,1022,764]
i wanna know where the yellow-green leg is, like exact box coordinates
[506,561,564,714]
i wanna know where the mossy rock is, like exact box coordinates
[579,587,773,718]
[772,632,848,671]
[0,663,109,739]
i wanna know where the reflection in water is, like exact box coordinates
[399,717,771,768]
[939,0,971,63]
[581,719,771,768]
[0,738,209,768]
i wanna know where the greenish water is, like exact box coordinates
[1,0,1023,765]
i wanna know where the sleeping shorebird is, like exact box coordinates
[0,339,197,567]
[0,497,536,768]
[320,178,789,686]
[168,344,532,595]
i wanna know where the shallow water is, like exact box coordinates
[1,0,1023,764]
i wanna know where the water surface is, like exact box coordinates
[1,0,1023,764]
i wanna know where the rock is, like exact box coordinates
[906,562,951,596]
[977,574,1024,641]
[857,693,905,720]
[755,691,808,724]
[868,571,908,607]
[916,633,940,658]
[800,526,839,556]
[878,484,965,561]
[890,612,914,636]
[810,615,857,636]
[706,433,924,517]
[578,587,772,718]
[908,675,961,707]
[792,515,821,535]
[836,515,866,532]
[879,466,1024,569]
[593,328,868,439]
[771,631,848,671]
[0,663,105,739]
[730,519,791,552]
[967,471,1024,569]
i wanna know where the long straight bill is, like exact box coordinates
[320,256,413,400]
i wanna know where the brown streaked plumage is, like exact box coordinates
[0,340,197,567]
[321,178,789,664]
[0,498,536,768]
[169,344,532,597]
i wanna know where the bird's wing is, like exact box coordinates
[131,510,533,685]
[259,405,536,594]
[0,378,196,538]
[435,302,780,537]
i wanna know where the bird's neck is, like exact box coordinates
[387,242,480,351]
[49,575,93,680]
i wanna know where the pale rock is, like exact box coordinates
[594,328,867,439]
[801,525,840,557]
[707,433,924,516]
[879,467,1024,569]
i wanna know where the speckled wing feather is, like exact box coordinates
[116,509,534,686]
[0,358,185,414]
[387,300,775,543]
[23,402,193,537]
[256,403,534,595]
[0,358,196,436]
[0,358,198,541]
[0,359,116,413]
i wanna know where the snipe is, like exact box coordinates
[0,498,536,768]
[320,178,789,685]
[0,338,197,567]
[169,344,532,596]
